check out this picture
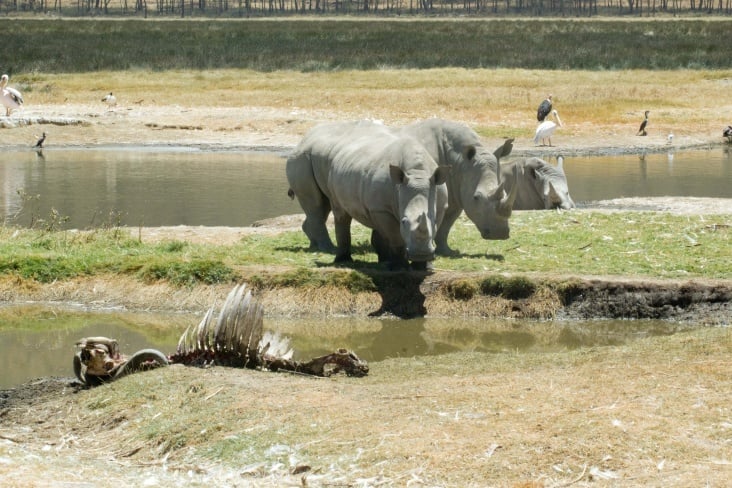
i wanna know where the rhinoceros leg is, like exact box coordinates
[332,210,354,263]
[435,205,463,256]
[286,153,336,253]
[371,230,408,270]
[301,199,336,253]
[370,230,390,264]
[370,215,409,270]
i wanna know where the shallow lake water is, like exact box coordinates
[1,147,730,229]
[0,306,696,389]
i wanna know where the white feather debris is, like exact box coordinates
[589,466,619,480]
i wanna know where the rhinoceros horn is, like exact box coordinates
[497,166,519,218]
[416,212,429,237]
[545,181,562,207]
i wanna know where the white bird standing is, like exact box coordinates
[1,74,24,116]
[534,109,562,147]
[102,92,117,109]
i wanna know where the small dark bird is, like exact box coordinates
[723,125,732,143]
[34,132,46,148]
[637,110,649,136]
[537,94,553,122]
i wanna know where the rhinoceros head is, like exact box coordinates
[390,159,450,263]
[528,157,576,210]
[459,145,517,240]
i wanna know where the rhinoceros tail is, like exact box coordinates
[287,188,295,200]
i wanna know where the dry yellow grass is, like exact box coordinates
[16,68,732,150]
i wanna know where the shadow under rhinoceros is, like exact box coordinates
[364,270,430,318]
[303,257,430,318]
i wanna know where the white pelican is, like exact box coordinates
[1,74,24,116]
[537,94,553,122]
[637,110,649,136]
[102,92,117,108]
[534,109,562,146]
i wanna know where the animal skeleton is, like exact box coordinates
[74,284,368,386]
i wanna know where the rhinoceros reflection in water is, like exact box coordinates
[400,118,517,255]
[500,156,576,210]
[286,120,450,270]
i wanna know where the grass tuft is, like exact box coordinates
[480,276,537,300]
[138,259,236,287]
[445,279,479,301]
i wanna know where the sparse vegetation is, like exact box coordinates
[2,19,732,74]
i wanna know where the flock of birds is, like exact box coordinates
[533,95,726,147]
[2,73,731,149]
[1,73,119,151]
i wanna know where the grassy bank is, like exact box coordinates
[3,324,730,486]
[2,211,729,289]
[1,18,731,74]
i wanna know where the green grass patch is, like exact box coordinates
[138,259,236,286]
[250,267,377,293]
[480,275,537,300]
[1,210,729,289]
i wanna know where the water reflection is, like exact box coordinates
[0,306,192,389]
[561,148,731,203]
[0,147,730,230]
[0,148,299,229]
[0,307,696,389]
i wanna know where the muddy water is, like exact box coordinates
[0,306,695,389]
[1,147,730,229]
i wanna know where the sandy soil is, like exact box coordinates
[1,103,731,488]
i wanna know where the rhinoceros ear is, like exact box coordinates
[390,164,406,184]
[525,158,544,180]
[462,145,477,161]
[433,166,450,185]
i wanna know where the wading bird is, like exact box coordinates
[34,132,46,149]
[534,109,562,146]
[1,74,24,116]
[637,110,649,136]
[102,92,117,109]
[537,94,553,122]
[723,126,732,143]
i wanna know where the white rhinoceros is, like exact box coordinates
[500,156,575,210]
[400,118,517,255]
[286,120,450,269]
